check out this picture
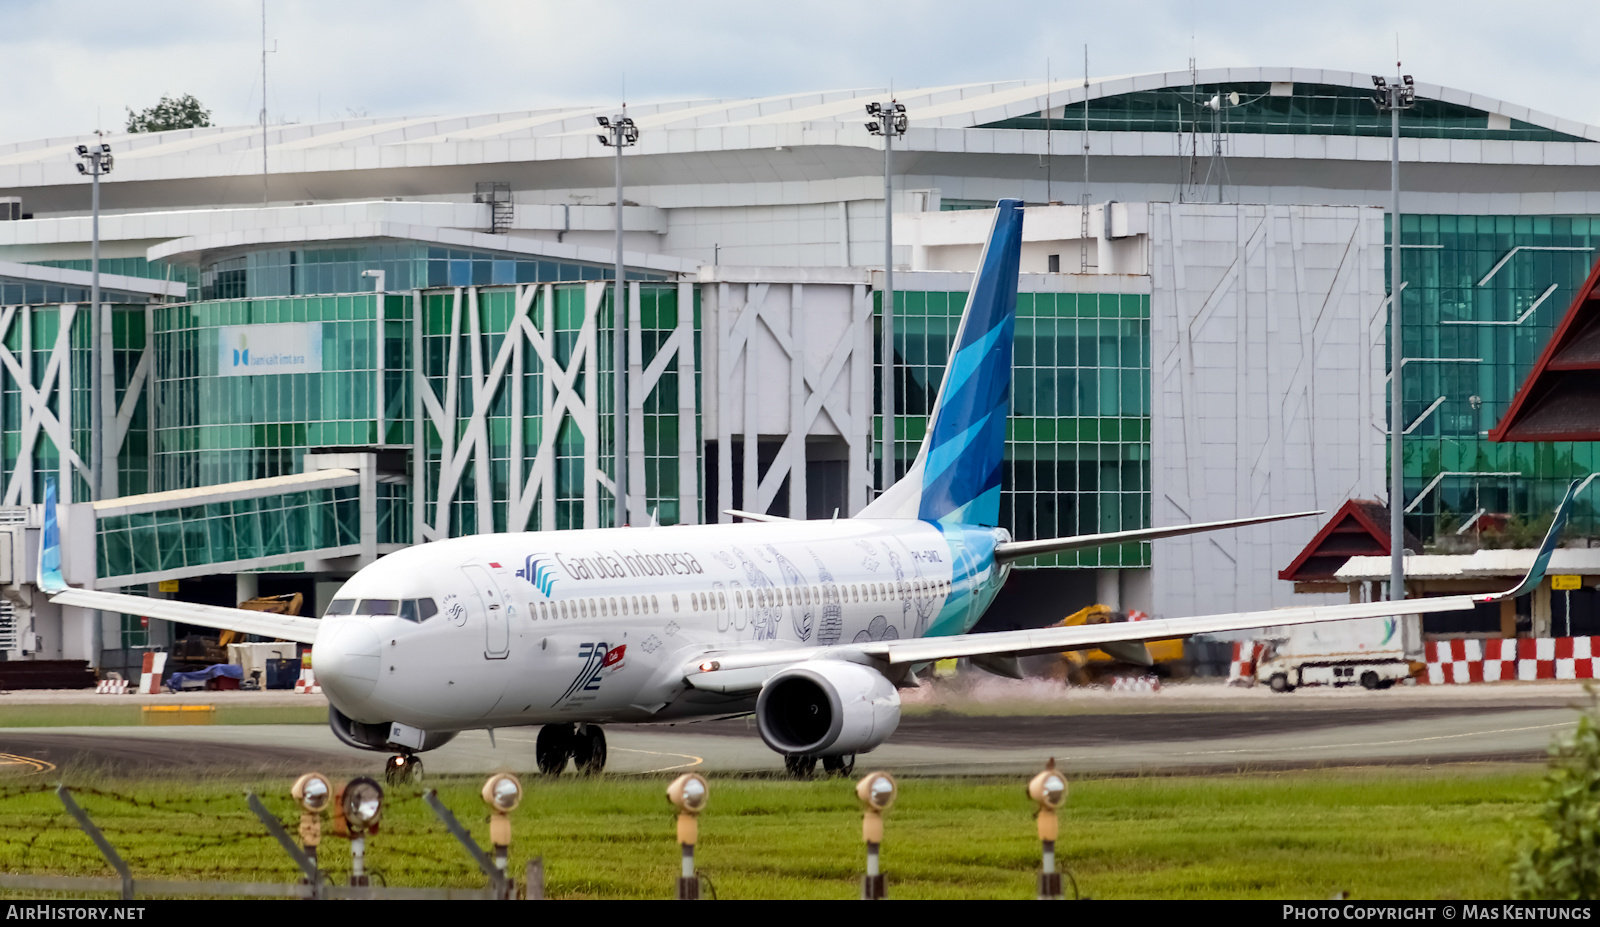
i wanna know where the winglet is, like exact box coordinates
[37,475,65,594]
[1491,478,1580,601]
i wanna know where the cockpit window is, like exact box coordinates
[397,599,417,623]
[356,599,400,616]
[416,598,438,621]
[324,599,356,617]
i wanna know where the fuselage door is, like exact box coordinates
[462,564,510,659]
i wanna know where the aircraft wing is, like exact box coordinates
[685,480,1578,691]
[49,588,322,645]
[993,510,1320,563]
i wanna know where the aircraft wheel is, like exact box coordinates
[536,723,575,776]
[573,724,608,775]
[783,754,818,779]
[385,753,423,785]
[822,754,856,777]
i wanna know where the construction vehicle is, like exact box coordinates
[1057,604,1186,686]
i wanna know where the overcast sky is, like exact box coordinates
[4,0,1598,143]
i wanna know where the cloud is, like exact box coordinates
[2,0,1595,142]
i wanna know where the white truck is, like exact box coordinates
[1255,616,1415,693]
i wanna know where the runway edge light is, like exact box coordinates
[290,772,331,873]
[1027,758,1068,900]
[333,776,384,887]
[855,771,896,900]
[481,772,521,888]
[667,772,709,900]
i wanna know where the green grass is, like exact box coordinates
[0,705,328,728]
[0,765,1547,899]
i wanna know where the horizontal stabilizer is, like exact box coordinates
[50,588,321,644]
[723,509,793,523]
[994,510,1321,563]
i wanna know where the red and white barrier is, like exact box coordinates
[1227,641,1264,685]
[1424,636,1598,684]
[96,678,129,695]
[136,652,167,695]
[1109,675,1161,693]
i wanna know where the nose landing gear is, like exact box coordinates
[385,753,423,785]
[536,723,608,775]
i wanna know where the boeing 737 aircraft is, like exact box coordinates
[41,199,1578,781]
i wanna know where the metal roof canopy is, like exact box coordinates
[1490,252,1600,442]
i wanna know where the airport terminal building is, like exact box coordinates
[3,66,1599,671]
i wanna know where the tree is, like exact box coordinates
[1512,688,1600,899]
[125,94,213,133]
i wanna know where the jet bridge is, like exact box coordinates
[2,452,408,668]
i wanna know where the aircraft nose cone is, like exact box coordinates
[316,620,382,705]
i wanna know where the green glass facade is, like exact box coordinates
[985,82,1584,142]
[1393,215,1600,542]
[0,304,149,502]
[28,258,200,302]
[151,293,410,489]
[878,289,1151,568]
[418,282,698,537]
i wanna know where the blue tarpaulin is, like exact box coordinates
[166,664,243,691]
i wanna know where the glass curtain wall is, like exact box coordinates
[418,282,696,538]
[0,304,149,502]
[876,290,1152,568]
[984,83,1582,142]
[150,293,410,489]
[1392,215,1600,542]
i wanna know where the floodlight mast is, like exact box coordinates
[865,101,908,494]
[73,143,113,503]
[1373,71,1417,618]
[598,112,639,527]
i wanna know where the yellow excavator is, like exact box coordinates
[218,593,304,647]
[1056,604,1185,686]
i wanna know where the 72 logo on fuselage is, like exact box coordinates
[553,642,627,706]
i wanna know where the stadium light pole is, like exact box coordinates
[598,112,639,527]
[866,101,907,493]
[75,142,113,502]
[1373,71,1416,610]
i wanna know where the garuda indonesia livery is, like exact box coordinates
[43,199,1578,780]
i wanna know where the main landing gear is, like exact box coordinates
[536,723,608,776]
[783,753,856,779]
[385,753,424,785]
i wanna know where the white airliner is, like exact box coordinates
[41,199,1577,781]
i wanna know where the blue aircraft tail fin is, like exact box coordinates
[38,475,64,593]
[859,198,1023,526]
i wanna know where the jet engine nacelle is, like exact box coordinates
[328,706,458,753]
[755,660,900,757]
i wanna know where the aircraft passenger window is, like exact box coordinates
[559,601,568,619]
[357,599,400,616]
[631,596,639,612]
[324,599,356,617]
[651,595,659,612]
[672,594,679,612]
[718,592,726,609]
[610,597,619,615]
